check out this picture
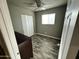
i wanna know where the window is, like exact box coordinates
[42,13,56,24]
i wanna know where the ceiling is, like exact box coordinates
[7,0,67,11]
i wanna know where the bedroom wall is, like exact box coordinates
[7,4,35,34]
[35,5,66,38]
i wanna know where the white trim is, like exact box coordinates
[0,0,21,59]
[0,9,15,59]
[58,0,79,59]
[62,11,78,59]
[35,33,60,40]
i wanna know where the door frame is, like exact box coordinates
[0,0,21,59]
[58,0,79,59]
[58,11,79,59]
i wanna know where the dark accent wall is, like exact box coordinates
[35,5,66,38]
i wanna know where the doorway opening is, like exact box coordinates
[6,0,67,59]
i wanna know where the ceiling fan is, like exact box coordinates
[24,0,45,7]
[23,0,46,11]
[34,0,45,7]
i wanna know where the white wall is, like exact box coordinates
[7,4,35,34]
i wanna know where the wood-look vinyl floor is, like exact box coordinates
[31,35,60,59]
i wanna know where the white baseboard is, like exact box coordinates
[34,33,60,40]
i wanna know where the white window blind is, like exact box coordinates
[21,15,34,37]
[42,13,56,24]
